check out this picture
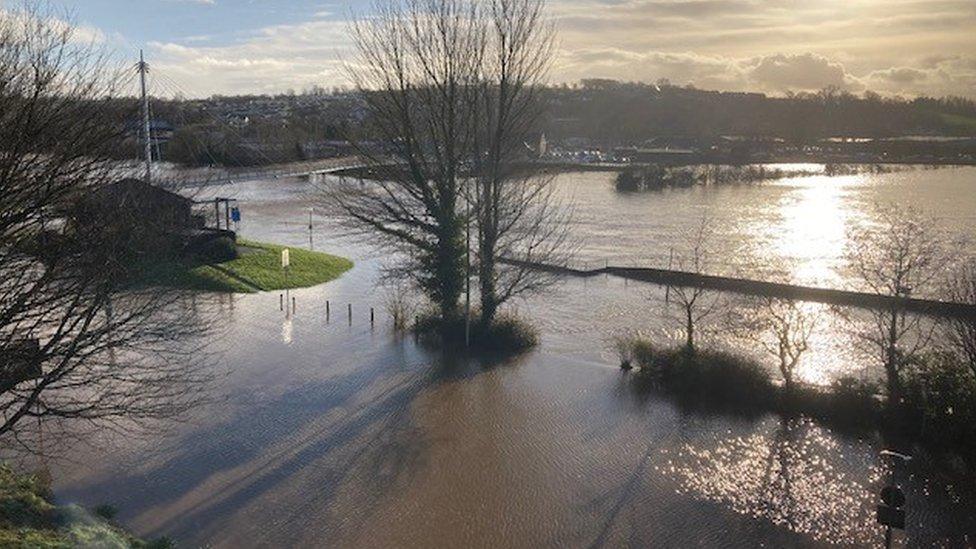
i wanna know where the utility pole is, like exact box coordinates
[138,50,152,184]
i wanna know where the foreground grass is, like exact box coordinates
[0,464,169,549]
[141,240,352,293]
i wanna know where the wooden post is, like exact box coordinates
[326,300,330,318]
[280,293,283,311]
[292,296,296,313]
[348,303,352,324]
[370,307,375,326]
[214,198,221,229]
[225,199,231,231]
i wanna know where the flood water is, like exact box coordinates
[52,166,976,547]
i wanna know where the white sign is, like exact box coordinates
[281,248,290,268]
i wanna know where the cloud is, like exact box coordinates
[73,0,974,98]
[746,53,860,92]
[147,18,351,97]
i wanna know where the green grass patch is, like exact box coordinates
[140,239,352,293]
[939,112,976,133]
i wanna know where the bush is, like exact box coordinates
[412,311,538,355]
[903,352,976,455]
[196,236,238,263]
[629,343,775,412]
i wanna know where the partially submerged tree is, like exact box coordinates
[324,0,486,322]
[325,0,569,332]
[0,6,210,453]
[845,205,948,403]
[471,0,569,326]
[667,217,722,352]
[735,298,819,392]
[943,259,976,378]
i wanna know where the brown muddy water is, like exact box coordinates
[50,166,976,547]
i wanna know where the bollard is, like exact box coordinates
[348,303,352,324]
[280,294,283,311]
[326,300,330,318]
[292,296,296,312]
[370,307,375,326]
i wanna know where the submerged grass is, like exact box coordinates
[138,239,352,293]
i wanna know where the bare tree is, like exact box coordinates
[734,298,818,392]
[845,204,948,402]
[323,0,487,322]
[943,259,976,377]
[667,217,722,352]
[471,0,568,326]
[0,6,210,453]
[324,0,569,332]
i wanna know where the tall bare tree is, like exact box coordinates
[943,259,976,378]
[471,0,567,326]
[846,205,948,402]
[325,0,569,331]
[324,0,487,322]
[0,6,210,453]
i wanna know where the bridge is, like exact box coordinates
[179,156,368,187]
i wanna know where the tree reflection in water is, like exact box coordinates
[658,417,885,545]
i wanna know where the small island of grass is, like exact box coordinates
[141,239,353,293]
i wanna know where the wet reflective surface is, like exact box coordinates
[51,167,976,547]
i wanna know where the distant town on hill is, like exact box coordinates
[123,79,976,168]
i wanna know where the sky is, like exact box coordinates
[15,0,976,98]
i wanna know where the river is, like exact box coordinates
[52,165,976,547]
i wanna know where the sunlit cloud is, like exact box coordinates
[105,0,976,97]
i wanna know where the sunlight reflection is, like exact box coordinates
[282,315,293,344]
[773,174,860,288]
[657,418,885,546]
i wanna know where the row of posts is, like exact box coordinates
[279,295,380,327]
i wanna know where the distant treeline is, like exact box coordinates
[614,163,902,191]
[542,80,976,143]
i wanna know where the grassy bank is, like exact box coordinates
[0,464,169,548]
[140,240,352,293]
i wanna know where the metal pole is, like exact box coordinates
[214,198,220,229]
[308,208,314,251]
[139,50,152,184]
[465,181,471,347]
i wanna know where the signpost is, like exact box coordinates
[282,249,291,315]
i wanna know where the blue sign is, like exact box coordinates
[231,207,241,223]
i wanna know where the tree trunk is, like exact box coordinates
[885,308,901,403]
[479,240,497,326]
[685,308,695,352]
